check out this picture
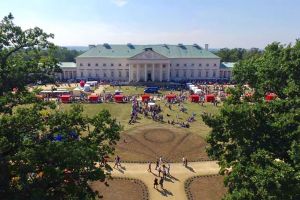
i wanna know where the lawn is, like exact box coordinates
[60,99,220,138]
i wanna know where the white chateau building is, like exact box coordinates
[58,43,233,82]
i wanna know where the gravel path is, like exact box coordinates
[109,161,219,200]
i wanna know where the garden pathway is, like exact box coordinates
[110,161,219,200]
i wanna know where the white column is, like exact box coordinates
[167,64,170,81]
[160,64,163,82]
[128,65,132,82]
[137,64,140,82]
[152,64,155,81]
[144,64,147,81]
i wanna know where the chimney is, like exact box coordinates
[88,44,96,49]
[205,44,209,51]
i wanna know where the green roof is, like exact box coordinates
[59,62,76,68]
[77,44,220,59]
[221,62,235,68]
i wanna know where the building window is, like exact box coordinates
[214,63,217,67]
[190,69,194,78]
[198,70,201,77]
[103,71,107,77]
[220,71,223,78]
[80,63,83,66]
[184,64,187,67]
[176,64,180,67]
[126,70,129,77]
[111,70,114,77]
[103,63,106,67]
[206,71,209,77]
[163,64,166,68]
[183,70,186,78]
[126,64,129,67]
[206,63,209,67]
[88,63,91,67]
[213,70,216,77]
[118,70,122,78]
[80,71,84,77]
[111,63,114,67]
[88,71,91,77]
[95,63,98,66]
[175,70,179,78]
[119,64,122,67]
[199,63,202,67]
[191,63,194,66]
[170,64,172,66]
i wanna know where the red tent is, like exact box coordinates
[114,94,124,103]
[265,93,277,101]
[205,94,215,102]
[190,94,200,103]
[166,94,176,102]
[79,80,85,87]
[142,94,150,102]
[88,93,99,103]
[61,95,71,103]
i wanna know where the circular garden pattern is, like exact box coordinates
[90,177,149,200]
[114,124,209,162]
[185,175,227,200]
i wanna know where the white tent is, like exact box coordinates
[73,87,82,97]
[86,81,98,87]
[148,102,155,107]
[188,85,195,90]
[194,89,203,94]
[83,84,91,92]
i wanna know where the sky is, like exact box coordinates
[0,0,299,48]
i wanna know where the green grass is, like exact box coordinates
[60,96,220,138]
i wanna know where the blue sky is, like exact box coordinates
[0,0,299,48]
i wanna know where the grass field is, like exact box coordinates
[60,99,219,138]
[58,85,220,162]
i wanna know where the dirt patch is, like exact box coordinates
[90,178,148,200]
[187,176,227,200]
[113,125,209,162]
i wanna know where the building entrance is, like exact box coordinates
[147,72,152,81]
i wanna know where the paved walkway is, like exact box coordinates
[110,161,220,200]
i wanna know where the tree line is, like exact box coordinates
[215,48,263,62]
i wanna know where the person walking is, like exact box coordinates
[158,167,162,177]
[148,162,152,172]
[167,163,171,175]
[155,159,159,170]
[159,177,164,189]
[182,157,185,166]
[159,157,163,166]
[154,178,158,189]
[113,156,119,169]
[185,158,188,167]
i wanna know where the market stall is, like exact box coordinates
[114,94,124,103]
[166,94,176,102]
[88,93,99,103]
[190,94,200,103]
[61,94,72,103]
[142,94,150,102]
[205,94,215,102]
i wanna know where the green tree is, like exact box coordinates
[203,40,300,199]
[0,14,122,199]
[0,13,61,113]
[1,104,121,199]
[0,13,60,95]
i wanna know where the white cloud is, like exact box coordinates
[111,0,128,7]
